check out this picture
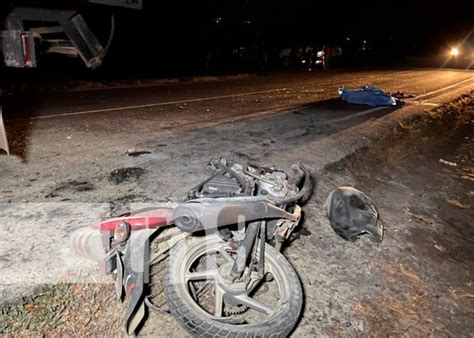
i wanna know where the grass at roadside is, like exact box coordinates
[1,283,123,336]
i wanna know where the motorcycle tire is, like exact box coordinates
[163,234,303,337]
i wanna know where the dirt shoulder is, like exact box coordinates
[293,93,473,336]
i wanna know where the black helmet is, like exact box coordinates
[326,186,383,242]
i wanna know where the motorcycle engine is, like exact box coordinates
[255,171,293,199]
[201,174,243,197]
[187,159,300,201]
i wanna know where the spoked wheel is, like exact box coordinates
[164,234,303,337]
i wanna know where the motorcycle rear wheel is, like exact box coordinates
[163,234,303,337]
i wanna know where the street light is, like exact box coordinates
[450,47,460,57]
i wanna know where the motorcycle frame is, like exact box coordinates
[77,163,311,334]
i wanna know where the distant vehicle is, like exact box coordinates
[300,45,341,71]
[445,30,473,68]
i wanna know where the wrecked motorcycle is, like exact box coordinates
[71,159,312,336]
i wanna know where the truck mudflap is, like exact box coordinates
[0,104,9,155]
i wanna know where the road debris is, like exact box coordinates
[446,198,470,209]
[461,174,474,182]
[390,91,416,99]
[109,167,145,184]
[448,287,474,301]
[123,149,152,157]
[439,158,458,167]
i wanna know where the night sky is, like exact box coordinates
[124,1,474,47]
[3,0,473,77]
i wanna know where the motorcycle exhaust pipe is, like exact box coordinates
[172,200,298,233]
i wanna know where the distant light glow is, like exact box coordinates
[450,47,460,56]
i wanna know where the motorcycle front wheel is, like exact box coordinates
[163,234,303,337]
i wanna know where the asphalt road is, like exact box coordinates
[5,68,474,121]
[1,68,473,204]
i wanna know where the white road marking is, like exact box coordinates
[29,74,473,121]
[414,76,473,100]
[30,87,299,120]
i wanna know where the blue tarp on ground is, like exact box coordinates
[338,86,397,107]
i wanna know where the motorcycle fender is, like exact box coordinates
[120,227,188,334]
[121,229,156,335]
[124,272,145,335]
